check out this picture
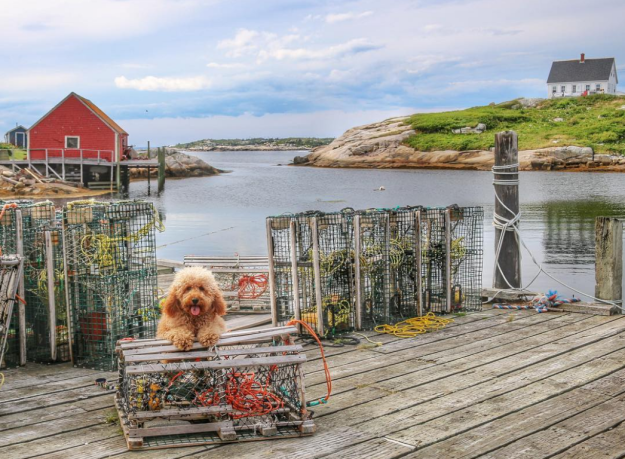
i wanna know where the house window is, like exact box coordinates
[552,86,557,93]
[572,85,577,93]
[596,83,601,91]
[65,136,80,149]
[561,85,566,93]
[586,84,591,91]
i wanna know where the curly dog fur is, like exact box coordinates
[157,267,227,350]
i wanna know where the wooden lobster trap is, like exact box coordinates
[115,326,315,450]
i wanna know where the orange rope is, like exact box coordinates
[287,319,332,406]
[237,274,268,299]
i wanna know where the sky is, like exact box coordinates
[1,0,624,146]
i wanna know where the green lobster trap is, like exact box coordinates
[267,205,483,335]
[63,200,163,370]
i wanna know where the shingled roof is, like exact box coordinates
[547,58,616,84]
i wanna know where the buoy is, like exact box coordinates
[374,186,386,191]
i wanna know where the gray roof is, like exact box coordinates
[547,58,616,83]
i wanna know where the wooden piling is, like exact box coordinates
[493,131,521,290]
[15,210,26,366]
[147,141,151,195]
[595,217,623,304]
[158,147,166,194]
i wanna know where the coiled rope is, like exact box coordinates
[374,312,453,338]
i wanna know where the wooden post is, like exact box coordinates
[595,217,623,305]
[493,131,521,290]
[311,217,325,336]
[415,210,423,317]
[444,208,452,313]
[289,220,301,332]
[61,149,65,180]
[61,223,74,363]
[147,141,151,195]
[353,214,362,329]
[44,231,57,361]
[15,210,26,366]
[158,147,166,194]
[266,218,278,326]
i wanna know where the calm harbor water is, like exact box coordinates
[125,150,625,299]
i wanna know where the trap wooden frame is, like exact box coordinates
[115,326,315,451]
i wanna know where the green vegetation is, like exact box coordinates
[404,95,625,155]
[176,137,334,149]
[0,143,27,160]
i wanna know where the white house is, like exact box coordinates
[547,54,618,99]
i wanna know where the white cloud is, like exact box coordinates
[217,29,260,57]
[447,78,544,92]
[0,73,77,92]
[405,55,461,75]
[259,38,381,61]
[325,11,373,24]
[114,76,212,92]
[423,24,442,32]
[206,62,246,69]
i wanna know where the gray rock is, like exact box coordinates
[293,155,310,165]
[553,117,564,122]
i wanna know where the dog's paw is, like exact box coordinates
[172,333,194,351]
[199,333,220,347]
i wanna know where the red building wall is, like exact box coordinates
[29,95,117,162]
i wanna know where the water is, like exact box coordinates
[124,150,625,299]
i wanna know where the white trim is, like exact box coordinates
[15,132,26,148]
[65,135,80,149]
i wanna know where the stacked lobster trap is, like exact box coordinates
[267,205,483,335]
[115,326,315,451]
[63,201,163,371]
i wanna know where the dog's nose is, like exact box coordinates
[192,298,199,305]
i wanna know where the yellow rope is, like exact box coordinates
[0,372,4,390]
[374,312,453,338]
[352,332,383,347]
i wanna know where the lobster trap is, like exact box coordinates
[115,326,315,451]
[63,200,163,370]
[267,205,484,334]
[0,255,24,369]
[268,211,356,337]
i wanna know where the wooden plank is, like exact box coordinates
[266,218,278,327]
[353,214,362,329]
[118,326,297,349]
[289,220,301,332]
[15,210,26,366]
[123,344,304,362]
[126,353,307,374]
[129,405,231,420]
[550,419,625,458]
[410,373,625,458]
[311,216,324,336]
[130,421,233,438]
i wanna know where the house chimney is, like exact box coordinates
[580,53,585,63]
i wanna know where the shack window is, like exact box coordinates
[65,136,80,149]
[561,85,566,93]
[596,83,601,91]
[572,85,577,93]
[586,84,591,91]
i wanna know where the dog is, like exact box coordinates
[157,267,227,351]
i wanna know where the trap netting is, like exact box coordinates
[0,255,24,369]
[115,327,314,450]
[267,205,484,335]
[63,200,163,370]
[21,202,70,363]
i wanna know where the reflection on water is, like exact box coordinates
[58,150,625,299]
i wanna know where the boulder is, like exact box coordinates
[165,152,221,177]
[293,155,310,165]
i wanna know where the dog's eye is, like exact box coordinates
[199,286,205,292]
[186,286,192,292]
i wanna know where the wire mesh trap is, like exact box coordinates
[267,205,483,335]
[0,255,24,369]
[115,326,315,451]
[63,200,163,371]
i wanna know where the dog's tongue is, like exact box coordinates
[191,306,201,316]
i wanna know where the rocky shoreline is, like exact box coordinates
[186,146,311,152]
[295,116,625,172]
[130,151,222,179]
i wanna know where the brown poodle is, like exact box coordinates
[157,267,227,350]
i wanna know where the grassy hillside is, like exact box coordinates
[404,95,625,155]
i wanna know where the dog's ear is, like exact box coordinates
[212,292,227,316]
[162,292,180,317]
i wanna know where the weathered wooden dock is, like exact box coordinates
[3,308,625,458]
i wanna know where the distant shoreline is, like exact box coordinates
[183,146,312,152]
